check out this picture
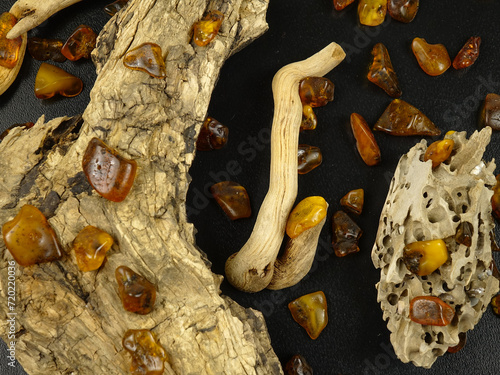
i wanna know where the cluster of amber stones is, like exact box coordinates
[210,181,251,220]
[286,197,327,239]
[0,12,22,69]
[410,296,454,326]
[123,43,167,78]
[285,354,313,375]
[479,93,500,131]
[350,113,381,166]
[367,43,401,98]
[335,0,419,24]
[196,117,229,151]
[288,291,328,339]
[122,329,168,375]
[192,10,224,47]
[104,0,130,16]
[403,239,448,276]
[297,145,322,174]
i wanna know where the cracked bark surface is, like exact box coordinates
[0,0,283,374]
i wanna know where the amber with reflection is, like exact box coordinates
[35,63,83,99]
[61,25,97,61]
[0,122,34,142]
[286,196,327,239]
[455,222,473,247]
[333,0,355,11]
[301,105,317,131]
[285,354,313,375]
[210,181,251,220]
[479,93,500,131]
[447,332,467,353]
[297,145,322,174]
[358,0,387,26]
[28,38,66,62]
[123,42,166,79]
[492,174,500,221]
[299,77,334,107]
[340,189,364,215]
[403,239,448,276]
[412,37,451,76]
[193,10,224,47]
[350,113,381,166]
[453,37,481,70]
[0,13,22,69]
[332,210,362,257]
[410,296,454,326]
[288,291,328,340]
[123,329,167,375]
[424,139,454,168]
[196,117,228,151]
[104,0,129,16]
[73,226,113,272]
[367,43,401,98]
[116,266,156,315]
[387,0,419,23]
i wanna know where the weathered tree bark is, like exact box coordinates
[0,0,283,374]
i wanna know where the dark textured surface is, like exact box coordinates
[1,0,500,374]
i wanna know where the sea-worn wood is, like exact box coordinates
[0,0,284,374]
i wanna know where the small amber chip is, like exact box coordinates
[2,205,63,266]
[358,0,387,27]
[196,117,228,151]
[455,222,473,247]
[387,0,419,23]
[73,226,113,272]
[286,196,327,239]
[123,329,167,375]
[193,10,224,47]
[453,37,481,70]
[288,291,328,340]
[447,332,467,354]
[301,105,317,131]
[285,354,313,375]
[340,189,364,215]
[297,144,322,174]
[116,266,156,315]
[403,239,448,276]
[34,63,83,99]
[367,43,401,98]
[299,77,334,108]
[104,0,129,16]
[423,139,454,168]
[492,175,500,221]
[350,113,381,166]
[61,25,97,61]
[333,0,355,11]
[332,210,362,257]
[0,12,22,69]
[123,42,166,78]
[210,181,251,220]
[28,38,67,62]
[412,37,451,76]
[479,93,500,131]
[410,296,455,326]
[492,294,500,316]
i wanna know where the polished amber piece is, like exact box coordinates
[367,43,401,98]
[492,294,500,316]
[340,188,364,215]
[373,99,440,136]
[116,266,156,315]
[455,222,473,247]
[193,10,224,47]
[447,332,467,353]
[288,291,328,340]
[410,296,455,326]
[82,138,137,202]
[350,113,381,166]
[35,63,83,99]
[424,139,454,168]
[358,0,387,27]
[2,205,63,266]
[61,25,97,61]
[123,43,166,79]
[492,174,500,221]
[299,77,334,108]
[387,0,419,23]
[412,37,451,76]
[332,210,362,257]
[297,144,322,174]
[479,93,500,131]
[73,226,113,272]
[403,239,448,276]
[333,0,355,11]
[0,122,34,142]
[286,196,327,239]
[123,329,167,375]
[453,37,481,70]
[210,181,251,220]
[301,105,317,131]
[196,117,228,151]
[0,13,22,69]
[285,354,313,375]
[28,38,66,62]
[104,0,129,16]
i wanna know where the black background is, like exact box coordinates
[1,1,500,374]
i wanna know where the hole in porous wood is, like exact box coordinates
[453,215,460,222]
[400,289,408,298]
[437,332,444,345]
[423,192,428,198]
[462,205,468,213]
[387,294,398,305]
[465,247,471,257]
[424,332,433,344]
[426,199,433,208]
[432,348,444,356]
[383,235,392,247]
[428,207,446,223]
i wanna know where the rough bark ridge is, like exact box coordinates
[0,0,283,374]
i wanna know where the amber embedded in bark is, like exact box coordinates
[333,0,355,11]
[453,37,481,70]
[410,296,454,326]
[424,139,454,168]
[492,294,500,316]
[412,37,451,76]
[332,210,362,257]
[123,329,167,375]
[73,226,113,272]
[35,63,83,99]
[340,188,364,215]
[299,77,334,107]
[104,0,129,16]
[193,10,224,47]
[116,266,156,315]
[61,25,97,61]
[358,0,387,26]
[196,117,228,151]
[455,222,473,247]
[301,105,317,131]
[0,12,22,69]
[297,144,322,174]
[479,93,500,131]
[288,291,328,340]
[123,42,166,79]
[0,122,34,142]
[210,181,251,220]
[2,205,63,266]
[447,332,467,353]
[367,43,401,97]
[403,239,448,276]
[387,0,419,23]
[286,196,327,239]
[82,137,138,202]
[28,38,67,62]
[350,113,381,166]
[285,354,313,375]
[492,175,500,221]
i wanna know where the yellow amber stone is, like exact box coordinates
[358,0,387,26]
[34,63,83,99]
[0,12,22,69]
[123,329,167,375]
[73,226,113,272]
[412,37,451,76]
[123,43,166,79]
[288,291,328,340]
[403,239,448,276]
[286,197,327,239]
[424,139,454,168]
[193,10,224,47]
[301,105,317,131]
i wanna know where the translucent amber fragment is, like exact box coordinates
[104,0,129,16]
[0,13,22,69]
[285,354,313,375]
[210,181,251,220]
[116,266,156,315]
[123,329,167,375]
[424,139,454,168]
[28,38,66,62]
[286,196,327,239]
[297,144,322,174]
[2,205,63,266]
[82,137,138,202]
[0,122,34,142]
[367,43,401,98]
[453,37,481,70]
[35,63,83,99]
[340,188,364,215]
[492,175,500,221]
[387,0,419,23]
[288,291,328,339]
[61,25,97,61]
[479,93,500,131]
[333,0,355,11]
[196,117,228,151]
[412,37,451,76]
[332,210,362,257]
[492,294,500,316]
[299,77,334,108]
[447,332,467,353]
[301,105,317,131]
[455,222,473,247]
[373,99,440,136]
[403,239,448,276]
[73,226,113,272]
[410,296,455,326]
[358,0,387,27]
[350,113,381,166]
[123,43,166,79]
[193,10,224,47]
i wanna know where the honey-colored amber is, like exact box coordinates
[373,99,440,136]
[297,145,322,174]
[358,0,387,26]
[123,42,166,79]
[116,266,156,315]
[104,0,129,16]
[0,122,34,142]
[286,196,327,239]
[82,137,138,202]
[455,222,473,247]
[340,188,364,215]
[410,296,455,326]
[0,13,22,69]
[34,63,83,99]
[210,181,251,220]
[196,117,229,151]
[412,37,451,76]
[301,105,317,131]
[61,25,97,61]
[193,10,224,47]
[367,43,401,97]
[332,210,362,257]
[285,354,313,375]
[288,291,328,340]
[453,37,481,70]
[492,294,500,316]
[123,329,167,375]
[73,226,113,272]
[333,0,355,11]
[28,38,66,62]
[424,139,454,168]
[387,0,419,23]
[299,77,334,108]
[479,93,500,131]
[447,332,467,353]
[350,113,381,166]
[403,239,448,276]
[2,205,63,266]
[492,174,500,221]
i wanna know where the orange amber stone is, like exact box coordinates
[2,205,63,266]
[447,332,467,353]
[340,188,364,215]
[492,294,500,316]
[0,13,22,69]
[412,37,451,76]
[492,175,500,221]
[297,144,322,174]
[288,291,328,340]
[350,113,381,166]
[73,226,113,272]
[403,239,448,276]
[301,105,317,131]
[196,117,229,151]
[332,210,362,257]
[367,43,401,98]
[424,139,454,168]
[285,354,313,375]
[453,37,481,70]
[286,196,328,239]
[28,38,66,62]
[387,0,419,23]
[123,329,167,375]
[35,63,83,99]
[455,221,473,247]
[479,93,500,131]
[299,77,334,108]
[116,266,156,315]
[0,122,34,142]
[123,42,166,79]
[410,296,455,326]
[193,10,224,47]
[334,0,355,11]
[358,0,387,27]
[61,25,97,61]
[210,181,251,220]
[104,0,129,16]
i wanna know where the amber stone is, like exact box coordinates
[373,99,440,136]
[82,137,138,202]
[123,43,166,79]
[73,226,113,272]
[492,174,500,221]
[332,211,362,257]
[196,117,228,151]
[61,25,97,61]
[455,222,473,247]
[479,93,500,131]
[123,329,167,375]
[412,37,451,76]
[210,181,251,220]
[34,63,83,99]
[492,294,500,316]
[301,105,318,131]
[299,77,334,108]
[2,205,63,266]
[193,10,224,47]
[350,113,381,166]
[410,296,455,326]
[0,122,34,142]
[453,37,481,70]
[403,239,448,276]
[358,0,387,27]
[447,332,467,353]
[297,145,322,174]
[424,139,454,168]
[288,291,328,340]
[285,354,313,375]
[340,189,364,215]
[116,266,156,315]
[333,0,355,11]
[387,0,419,23]
[0,13,22,69]
[28,38,66,62]
[367,43,401,98]
[286,196,327,239]
[104,0,129,16]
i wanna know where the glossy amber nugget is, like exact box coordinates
[2,205,63,266]
[73,226,113,272]
[403,239,448,276]
[123,42,166,79]
[333,0,355,11]
[455,222,473,247]
[492,174,500,221]
[285,354,313,375]
[35,63,83,99]
[28,38,66,62]
[297,144,322,174]
[387,0,419,23]
[286,196,327,239]
[116,266,156,315]
[123,329,167,375]
[288,291,328,339]
[447,332,467,354]
[193,10,224,47]
[453,37,481,70]
[61,25,97,61]
[299,77,334,107]
[424,139,454,168]
[479,93,500,131]
[301,105,317,131]
[412,37,451,76]
[340,188,364,215]
[410,296,455,326]
[358,0,387,27]
[210,181,251,220]
[104,0,129,16]
[196,117,228,151]
[82,138,137,202]
[350,113,381,166]
[332,210,362,257]
[0,13,22,69]
[367,43,401,97]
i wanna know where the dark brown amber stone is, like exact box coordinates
[2,205,63,266]
[61,25,97,61]
[35,63,83,99]
[73,226,113,272]
[340,189,364,215]
[196,117,228,151]
[210,181,251,220]
[332,210,362,257]
[333,0,355,11]
[387,0,419,23]
[116,266,156,315]
[104,0,129,16]
[123,43,166,79]
[299,77,334,108]
[367,43,401,98]
[453,37,481,70]
[301,105,317,131]
[0,122,34,142]
[424,139,454,168]
[455,222,473,247]
[285,354,313,375]
[410,296,455,326]
[193,10,224,47]
[28,38,67,62]
[492,174,500,221]
[0,13,22,69]
[412,37,451,76]
[123,329,167,375]
[288,291,328,340]
[298,145,322,174]
[350,113,381,166]
[447,332,467,353]
[82,137,138,202]
[479,93,500,131]
[492,294,500,316]
[374,99,440,136]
